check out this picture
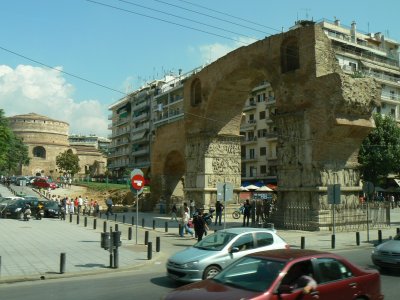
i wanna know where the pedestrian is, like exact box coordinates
[180,207,194,238]
[78,195,83,214]
[190,199,195,217]
[193,210,208,242]
[243,199,251,227]
[170,204,178,222]
[74,197,79,214]
[214,200,224,226]
[106,197,113,216]
[93,200,99,217]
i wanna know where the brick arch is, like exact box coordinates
[152,24,380,229]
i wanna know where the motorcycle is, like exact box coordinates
[23,205,32,221]
[36,208,44,220]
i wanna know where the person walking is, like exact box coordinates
[180,207,194,238]
[193,210,208,242]
[243,199,251,227]
[170,204,178,222]
[190,200,195,218]
[214,200,224,226]
[106,197,113,216]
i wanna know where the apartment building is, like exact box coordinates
[68,134,111,154]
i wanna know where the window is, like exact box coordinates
[259,111,266,120]
[348,62,357,71]
[249,114,255,121]
[316,258,353,283]
[258,129,267,138]
[281,37,300,73]
[33,146,46,159]
[260,165,267,174]
[250,167,257,177]
[257,94,264,102]
[281,260,314,289]
[391,108,396,117]
[250,149,256,159]
[232,233,254,251]
[255,232,273,247]
[260,147,266,156]
[190,78,202,106]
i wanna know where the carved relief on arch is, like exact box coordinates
[281,36,300,73]
[190,78,202,107]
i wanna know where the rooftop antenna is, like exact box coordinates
[301,8,311,20]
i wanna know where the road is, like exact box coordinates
[0,248,398,300]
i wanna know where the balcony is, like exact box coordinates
[240,119,257,130]
[132,123,150,133]
[108,150,130,158]
[381,92,400,102]
[266,132,278,140]
[242,155,258,162]
[243,102,257,111]
[242,136,258,144]
[132,148,149,156]
[132,113,149,122]
[108,113,113,120]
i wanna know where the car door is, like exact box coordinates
[312,258,357,300]
[227,233,255,263]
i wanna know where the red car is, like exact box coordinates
[32,177,57,190]
[163,249,383,300]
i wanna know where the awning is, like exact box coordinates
[394,179,400,187]
[131,130,147,141]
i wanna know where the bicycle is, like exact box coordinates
[232,206,245,219]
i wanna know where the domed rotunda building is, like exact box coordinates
[8,113,106,177]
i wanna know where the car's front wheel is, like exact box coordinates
[203,265,221,279]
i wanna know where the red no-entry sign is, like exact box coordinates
[131,174,145,190]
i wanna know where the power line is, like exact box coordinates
[117,0,258,42]
[173,0,282,33]
[86,0,251,45]
[0,45,127,95]
[153,0,276,36]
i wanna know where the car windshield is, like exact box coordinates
[45,201,58,208]
[212,257,286,292]
[193,231,237,251]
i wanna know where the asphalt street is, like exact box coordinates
[1,183,400,284]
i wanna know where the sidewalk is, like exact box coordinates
[1,183,399,283]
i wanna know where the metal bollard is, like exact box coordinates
[397,228,400,235]
[103,221,107,232]
[115,224,119,231]
[128,227,132,240]
[132,216,134,226]
[145,231,149,245]
[300,236,305,249]
[142,218,145,228]
[153,220,156,230]
[147,242,152,260]
[69,213,72,223]
[378,230,382,244]
[93,218,97,230]
[60,253,66,274]
[331,234,335,249]
[165,221,168,232]
[84,216,87,227]
[113,248,119,269]
[356,232,360,246]
[0,255,2,276]
[123,215,126,224]
[77,214,80,225]
[114,214,117,222]
[156,236,160,252]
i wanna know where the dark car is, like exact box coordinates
[44,201,60,218]
[163,249,383,300]
[5,198,44,219]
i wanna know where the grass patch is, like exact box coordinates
[75,181,130,192]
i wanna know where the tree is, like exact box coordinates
[358,113,400,186]
[56,150,81,177]
[0,109,29,174]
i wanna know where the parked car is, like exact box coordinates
[15,176,29,186]
[166,227,289,282]
[371,233,400,270]
[0,197,22,217]
[4,199,34,219]
[32,177,57,189]
[44,201,60,218]
[163,249,384,300]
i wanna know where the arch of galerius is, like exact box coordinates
[151,23,381,230]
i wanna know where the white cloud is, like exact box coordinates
[0,64,109,137]
[196,37,257,65]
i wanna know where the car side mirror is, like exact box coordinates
[277,284,293,294]
[230,247,240,253]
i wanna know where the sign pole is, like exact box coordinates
[136,189,139,245]
[223,183,226,230]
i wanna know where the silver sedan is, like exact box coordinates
[371,234,400,270]
[166,227,289,282]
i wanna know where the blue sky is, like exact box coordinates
[1,0,399,136]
